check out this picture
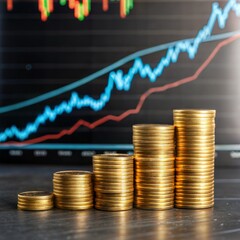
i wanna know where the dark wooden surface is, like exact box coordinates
[1,164,240,240]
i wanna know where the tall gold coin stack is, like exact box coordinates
[174,109,216,209]
[18,191,54,211]
[93,154,134,211]
[133,124,175,210]
[53,170,93,210]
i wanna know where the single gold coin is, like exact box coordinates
[17,199,53,205]
[93,154,133,161]
[175,196,214,201]
[94,183,133,189]
[176,190,214,196]
[53,179,92,185]
[93,164,133,170]
[53,191,93,197]
[135,175,174,182]
[175,160,215,165]
[55,204,93,210]
[95,201,133,206]
[135,182,174,188]
[18,205,54,211]
[95,192,133,197]
[175,204,214,209]
[135,172,175,178]
[94,188,134,193]
[133,124,174,131]
[95,205,132,212]
[53,170,92,179]
[18,191,53,200]
[175,199,214,206]
[135,190,174,196]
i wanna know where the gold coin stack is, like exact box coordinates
[53,170,93,210]
[174,109,216,209]
[93,154,134,211]
[133,124,175,210]
[18,191,53,211]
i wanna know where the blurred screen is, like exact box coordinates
[0,0,240,164]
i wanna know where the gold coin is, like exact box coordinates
[17,199,53,205]
[175,196,214,201]
[175,199,214,206]
[176,178,214,184]
[175,163,214,169]
[173,108,216,114]
[176,194,214,199]
[93,160,133,166]
[135,162,174,168]
[134,143,175,148]
[95,192,133,197]
[135,182,174,188]
[133,124,174,131]
[135,193,174,198]
[53,191,93,197]
[135,201,174,207]
[18,205,53,211]
[175,182,214,188]
[93,167,133,172]
[135,157,175,162]
[135,190,174,196]
[55,200,93,205]
[95,205,132,211]
[133,140,174,144]
[95,202,133,207]
[53,170,92,178]
[175,169,214,174]
[18,191,53,200]
[53,185,93,191]
[55,204,93,210]
[93,170,133,175]
[136,173,175,179]
[175,204,214,209]
[53,180,92,185]
[94,183,133,189]
[94,188,134,193]
[135,179,174,184]
[93,164,133,169]
[94,176,134,181]
[93,154,133,160]
[17,202,54,209]
[135,166,174,171]
[173,115,215,120]
[135,168,175,173]
[95,178,133,183]
[175,160,215,166]
[55,195,93,200]
[95,197,133,202]
[177,143,215,148]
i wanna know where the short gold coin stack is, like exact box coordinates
[133,124,175,210]
[53,170,93,210]
[93,154,134,211]
[174,109,216,209]
[18,191,53,211]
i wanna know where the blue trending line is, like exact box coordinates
[0,0,240,142]
[0,143,236,150]
[0,143,134,150]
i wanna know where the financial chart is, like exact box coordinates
[1,0,240,164]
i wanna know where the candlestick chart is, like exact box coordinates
[1,0,240,164]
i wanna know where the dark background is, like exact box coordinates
[0,0,240,165]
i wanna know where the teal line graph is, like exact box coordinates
[0,0,240,143]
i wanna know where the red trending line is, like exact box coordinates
[7,0,13,10]
[4,34,240,147]
[103,0,109,11]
